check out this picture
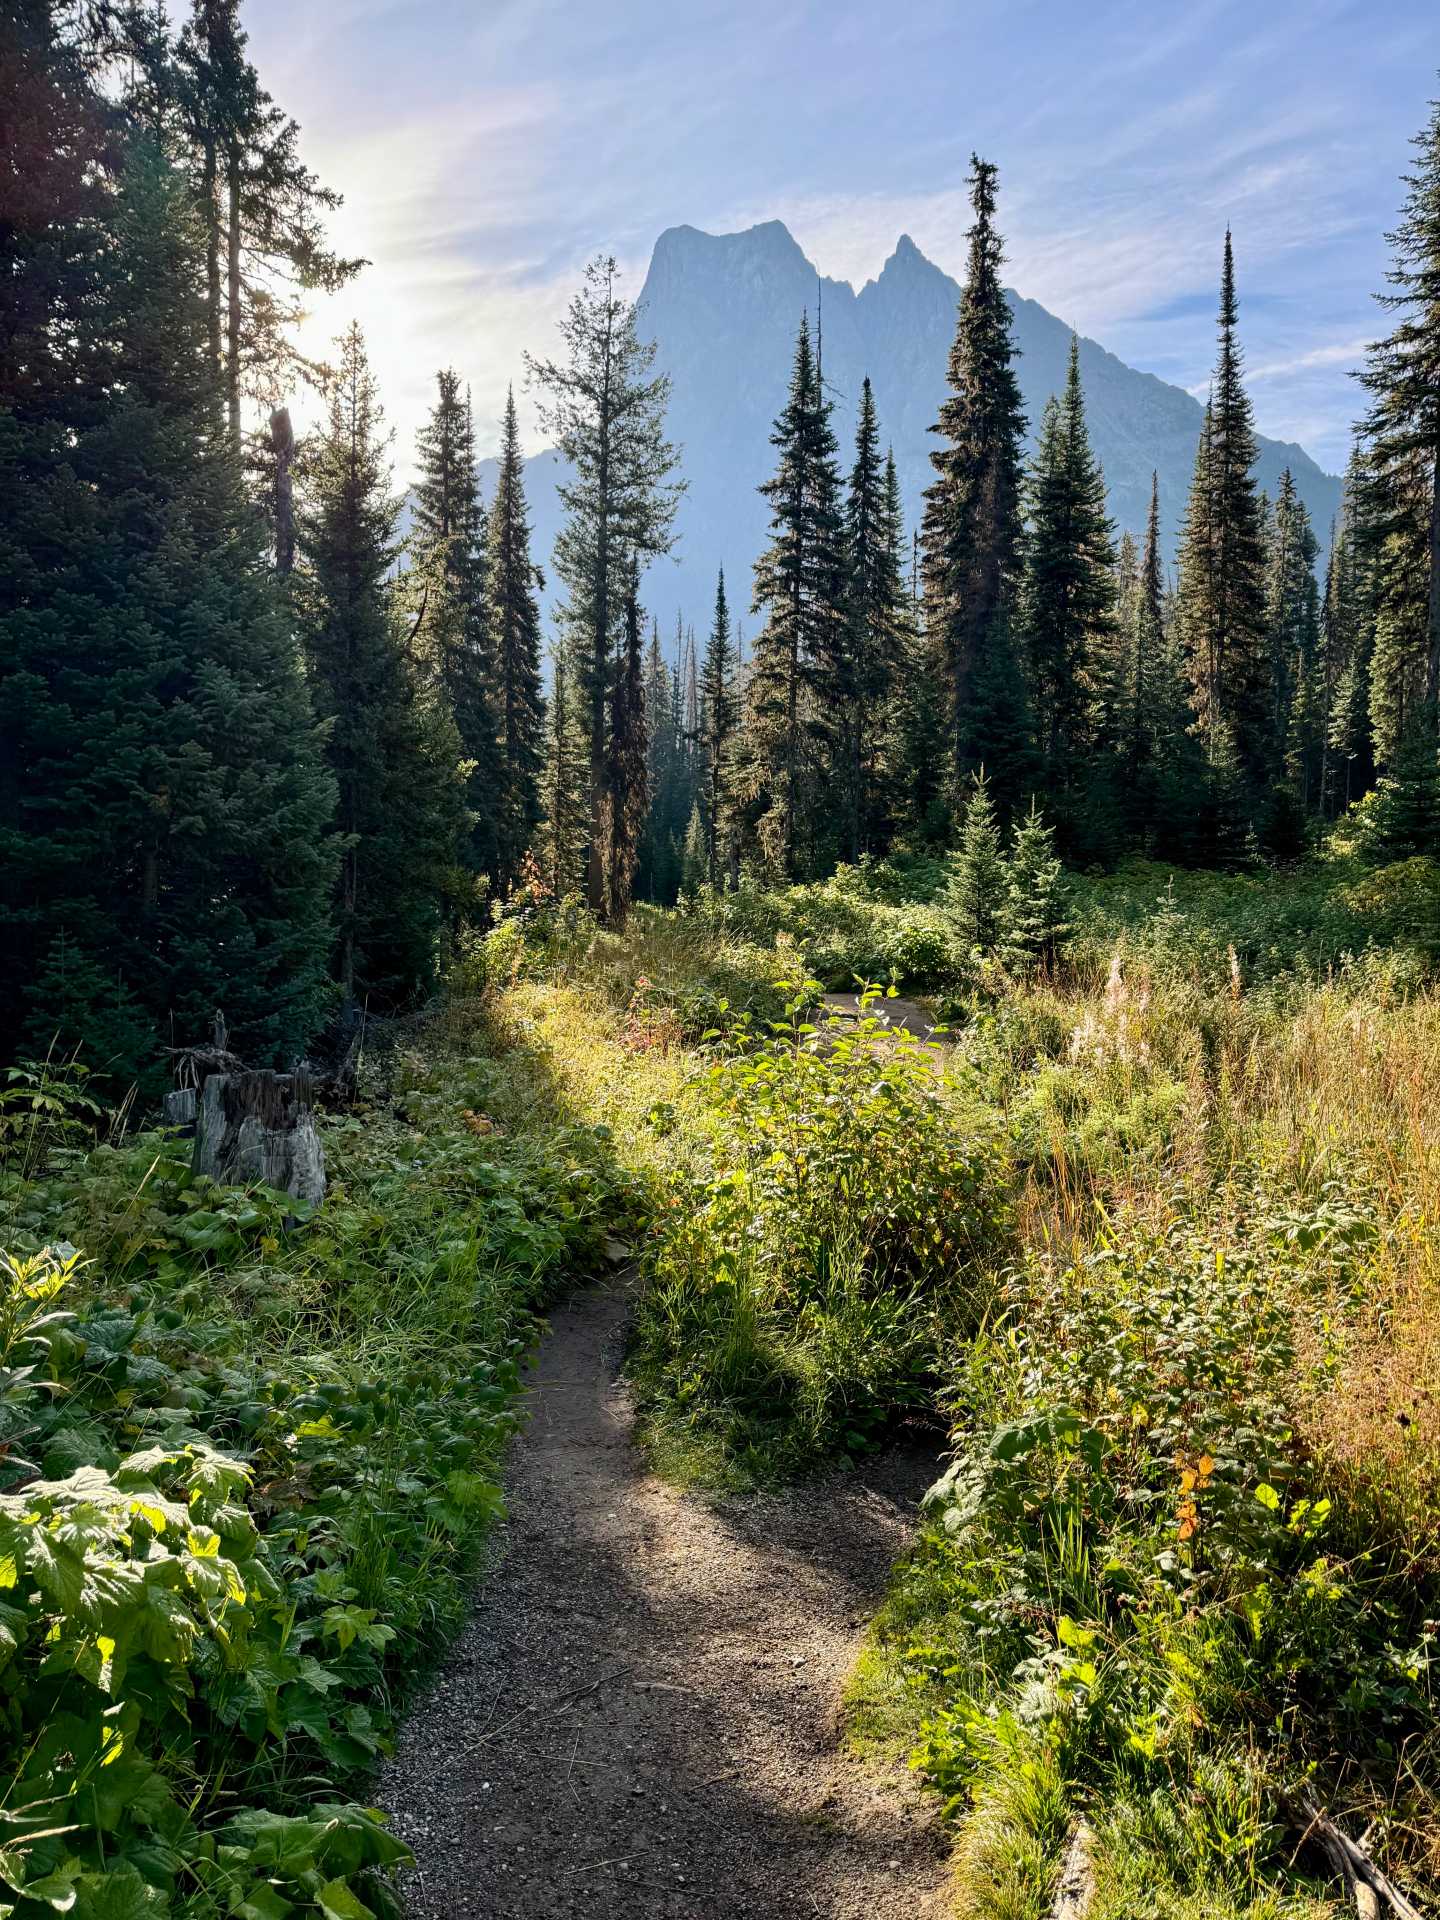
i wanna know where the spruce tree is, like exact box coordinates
[843,380,908,859]
[698,569,739,888]
[1177,234,1271,800]
[1020,338,1117,803]
[601,589,648,924]
[297,324,464,1005]
[165,0,362,447]
[922,156,1030,806]
[1324,452,1378,810]
[527,256,681,917]
[487,386,545,893]
[743,314,848,875]
[943,771,1008,959]
[1004,803,1069,970]
[539,655,588,897]
[0,125,337,1082]
[1265,469,1322,811]
[1360,91,1440,726]
[411,369,497,890]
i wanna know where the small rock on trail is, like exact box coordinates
[381,1281,950,1918]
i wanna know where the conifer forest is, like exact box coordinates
[5,5,1440,1917]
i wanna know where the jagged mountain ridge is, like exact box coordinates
[480,219,1342,653]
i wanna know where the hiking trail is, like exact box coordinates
[382,1279,949,1918]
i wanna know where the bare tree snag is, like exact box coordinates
[1050,1820,1097,1920]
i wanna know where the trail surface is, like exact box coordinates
[382,1281,949,1919]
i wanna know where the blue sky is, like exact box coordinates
[247,0,1436,478]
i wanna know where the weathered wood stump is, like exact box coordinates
[193,1067,325,1208]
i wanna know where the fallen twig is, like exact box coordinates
[1286,1788,1424,1920]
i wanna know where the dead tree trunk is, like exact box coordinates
[193,1067,326,1209]
[270,406,295,575]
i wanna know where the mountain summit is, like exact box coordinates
[484,221,1341,648]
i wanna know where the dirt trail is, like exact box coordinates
[382,1281,950,1919]
[818,994,946,1044]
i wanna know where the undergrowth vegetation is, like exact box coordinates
[464,857,1440,1916]
[0,1021,637,1919]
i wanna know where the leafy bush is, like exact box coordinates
[0,1006,637,1917]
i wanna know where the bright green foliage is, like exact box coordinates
[297,324,465,1005]
[742,314,848,878]
[487,386,546,894]
[1020,339,1117,799]
[0,1011,638,1919]
[0,124,337,1089]
[944,773,1009,961]
[922,157,1030,801]
[631,980,1009,1481]
[1003,803,1069,969]
[1178,236,1272,802]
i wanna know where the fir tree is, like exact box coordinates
[842,380,909,859]
[527,255,681,917]
[165,0,362,447]
[1177,234,1271,799]
[0,126,337,1082]
[601,588,648,924]
[922,156,1030,804]
[1020,338,1117,801]
[539,655,587,897]
[743,313,848,876]
[410,369,497,889]
[1004,803,1069,970]
[697,568,739,888]
[1360,91,1440,726]
[1324,452,1377,810]
[487,385,545,893]
[297,324,464,1005]
[1265,469,1322,811]
[943,770,1008,959]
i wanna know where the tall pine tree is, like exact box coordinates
[1177,233,1271,804]
[487,385,545,893]
[697,569,739,888]
[842,378,908,859]
[922,156,1030,810]
[527,255,681,917]
[297,325,464,1005]
[742,313,848,876]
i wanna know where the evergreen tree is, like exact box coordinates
[0,116,336,1082]
[1265,469,1323,811]
[539,655,587,897]
[1020,338,1117,803]
[1177,234,1271,799]
[487,385,545,892]
[1360,91,1440,729]
[410,368,497,890]
[742,314,848,876]
[922,156,1030,805]
[638,621,679,901]
[297,324,464,1005]
[601,588,648,924]
[943,771,1008,958]
[842,380,909,859]
[164,0,362,447]
[697,569,739,888]
[527,256,681,917]
[1324,452,1377,811]
[1004,803,1069,969]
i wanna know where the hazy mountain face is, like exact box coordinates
[482,221,1342,649]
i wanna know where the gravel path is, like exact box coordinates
[381,1279,950,1919]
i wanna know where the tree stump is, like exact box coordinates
[193,1067,325,1209]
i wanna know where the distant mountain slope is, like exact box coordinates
[481,221,1342,652]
